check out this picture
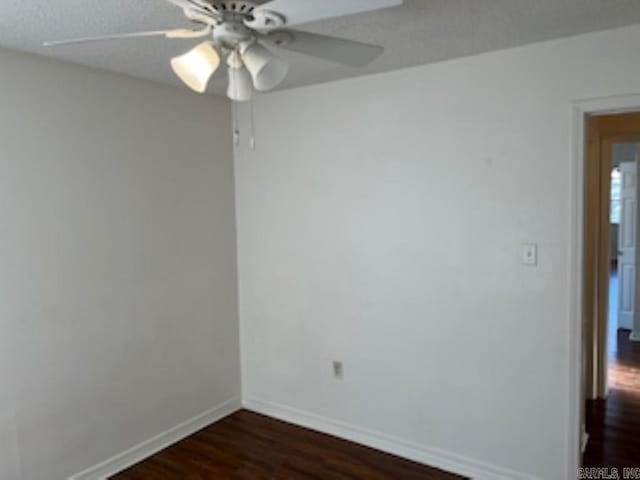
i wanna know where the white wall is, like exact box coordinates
[0,49,240,479]
[235,25,640,480]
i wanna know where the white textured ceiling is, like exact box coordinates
[2,0,640,96]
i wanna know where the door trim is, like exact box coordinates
[585,114,640,400]
[570,93,640,480]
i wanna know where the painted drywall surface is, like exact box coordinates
[0,49,239,479]
[234,25,640,480]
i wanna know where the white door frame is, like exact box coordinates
[569,93,640,480]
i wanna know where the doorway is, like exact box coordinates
[607,143,640,348]
[607,145,640,389]
[582,113,640,470]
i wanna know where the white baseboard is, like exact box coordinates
[244,397,538,480]
[630,330,640,342]
[69,397,242,480]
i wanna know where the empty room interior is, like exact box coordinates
[2,1,640,479]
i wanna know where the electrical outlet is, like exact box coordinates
[332,361,344,379]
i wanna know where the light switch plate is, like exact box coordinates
[332,361,344,379]
[523,244,538,266]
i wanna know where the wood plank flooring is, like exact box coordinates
[583,328,640,469]
[112,410,464,479]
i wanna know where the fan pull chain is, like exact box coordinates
[249,95,256,151]
[232,90,240,147]
[231,52,241,147]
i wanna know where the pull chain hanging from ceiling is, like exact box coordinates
[231,48,241,147]
[249,96,256,151]
[232,98,240,147]
[231,91,256,151]
[230,44,255,151]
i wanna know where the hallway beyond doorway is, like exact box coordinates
[608,267,619,357]
[608,266,640,392]
[585,266,640,468]
[584,329,640,468]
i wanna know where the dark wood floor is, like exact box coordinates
[583,328,640,469]
[112,410,464,479]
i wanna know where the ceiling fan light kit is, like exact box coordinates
[240,40,288,92]
[44,0,403,100]
[171,41,221,93]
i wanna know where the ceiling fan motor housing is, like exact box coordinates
[213,21,253,47]
[207,1,258,18]
[244,10,285,30]
[206,1,285,30]
[208,1,284,47]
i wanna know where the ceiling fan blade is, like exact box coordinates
[43,28,211,47]
[252,0,402,28]
[164,0,213,15]
[165,27,213,39]
[163,0,222,23]
[268,30,384,67]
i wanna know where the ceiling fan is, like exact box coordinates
[44,0,403,101]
